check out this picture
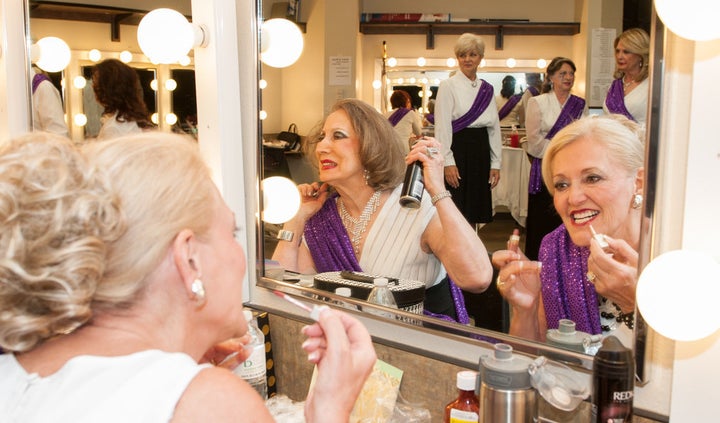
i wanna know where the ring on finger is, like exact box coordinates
[586,271,597,283]
[426,146,439,158]
[496,275,506,288]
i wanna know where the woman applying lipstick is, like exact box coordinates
[524,57,588,261]
[272,99,493,322]
[491,115,644,347]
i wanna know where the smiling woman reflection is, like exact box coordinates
[272,99,493,323]
[492,115,644,347]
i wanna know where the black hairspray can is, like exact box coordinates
[399,161,424,208]
[592,335,634,422]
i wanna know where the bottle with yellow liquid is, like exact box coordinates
[444,371,479,423]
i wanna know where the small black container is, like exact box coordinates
[399,161,424,208]
[592,335,634,422]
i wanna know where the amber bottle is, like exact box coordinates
[444,371,480,423]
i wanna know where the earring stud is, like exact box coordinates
[191,278,206,306]
[632,193,643,209]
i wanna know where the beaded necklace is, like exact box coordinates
[599,296,635,332]
[337,190,382,256]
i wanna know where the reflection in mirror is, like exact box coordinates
[255,0,653,376]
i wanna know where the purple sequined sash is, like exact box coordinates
[604,79,635,121]
[498,94,522,121]
[304,194,362,272]
[452,81,494,133]
[539,225,601,334]
[32,73,51,94]
[388,108,411,126]
[527,86,540,97]
[529,95,585,194]
[303,193,469,324]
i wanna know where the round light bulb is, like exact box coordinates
[480,59,486,68]
[150,79,158,91]
[537,58,547,69]
[654,0,720,41]
[34,37,71,72]
[372,79,382,89]
[506,58,517,68]
[260,18,304,68]
[637,249,720,341]
[262,176,301,223]
[165,113,178,125]
[417,57,426,67]
[165,79,177,91]
[73,113,87,126]
[73,76,87,89]
[138,8,196,64]
[387,57,397,67]
[259,110,267,120]
[446,57,457,68]
[259,79,268,89]
[418,91,424,98]
[88,49,102,62]
[119,50,133,63]
[151,113,159,124]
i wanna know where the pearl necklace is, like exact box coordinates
[622,76,636,89]
[337,190,382,255]
[471,79,478,88]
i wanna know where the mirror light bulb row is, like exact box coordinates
[385,57,548,70]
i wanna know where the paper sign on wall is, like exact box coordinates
[329,56,352,86]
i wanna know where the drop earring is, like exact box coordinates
[632,193,643,209]
[363,169,370,186]
[191,278,206,306]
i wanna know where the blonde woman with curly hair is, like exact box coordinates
[0,132,375,422]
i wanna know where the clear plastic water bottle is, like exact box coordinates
[365,278,398,318]
[233,309,268,399]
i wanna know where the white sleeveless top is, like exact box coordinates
[0,349,209,423]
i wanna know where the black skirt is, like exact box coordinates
[524,181,562,260]
[447,127,493,224]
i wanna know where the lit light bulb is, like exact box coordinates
[72,76,87,89]
[537,58,547,69]
[259,79,268,89]
[88,49,102,62]
[418,91,424,98]
[506,58,517,68]
[138,8,204,64]
[387,57,397,67]
[151,113,159,124]
[259,110,267,120]
[654,0,720,41]
[480,59,486,68]
[150,79,158,91]
[446,57,457,68]
[262,176,301,223]
[73,113,88,126]
[165,113,178,125]
[33,37,71,72]
[165,79,177,91]
[372,79,382,89]
[260,18,304,68]
[417,57,426,67]
[637,249,720,341]
[408,77,416,84]
[397,78,404,84]
[119,50,133,63]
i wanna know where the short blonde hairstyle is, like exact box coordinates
[613,28,650,82]
[305,99,405,191]
[0,133,123,352]
[542,114,645,196]
[454,33,485,57]
[82,132,218,311]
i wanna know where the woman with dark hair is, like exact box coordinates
[92,59,154,140]
[496,75,523,127]
[272,98,493,322]
[523,57,587,260]
[384,89,422,153]
[603,28,650,126]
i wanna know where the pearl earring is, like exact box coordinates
[191,279,206,306]
[363,169,370,186]
[632,193,643,209]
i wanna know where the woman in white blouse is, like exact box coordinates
[524,57,587,260]
[603,28,650,126]
[435,33,502,229]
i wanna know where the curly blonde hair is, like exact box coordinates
[82,132,218,312]
[0,133,124,352]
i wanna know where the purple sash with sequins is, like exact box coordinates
[452,81,494,133]
[303,194,469,324]
[527,86,540,97]
[528,95,585,194]
[539,225,601,334]
[32,73,51,94]
[604,79,635,122]
[388,108,411,126]
[498,94,522,121]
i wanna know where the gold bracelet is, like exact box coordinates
[430,190,452,205]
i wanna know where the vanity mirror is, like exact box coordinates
[254,0,659,385]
